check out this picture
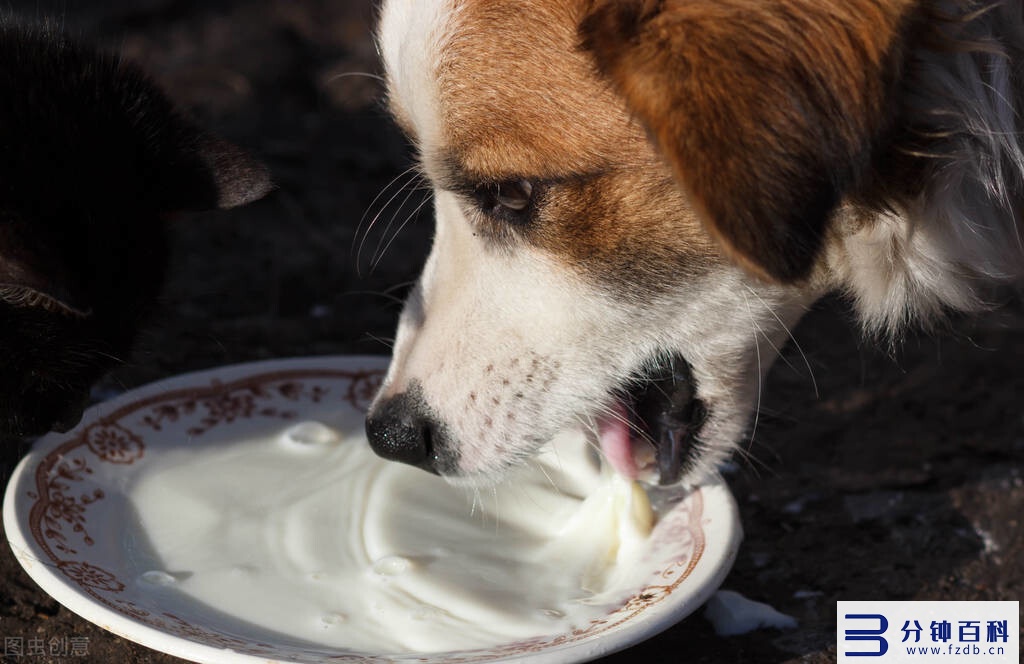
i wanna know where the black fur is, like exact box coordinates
[0,20,272,437]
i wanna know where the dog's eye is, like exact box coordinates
[474,179,535,218]
[495,179,533,211]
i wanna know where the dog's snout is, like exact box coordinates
[366,390,446,475]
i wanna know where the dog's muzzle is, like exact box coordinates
[365,359,706,485]
[365,383,455,475]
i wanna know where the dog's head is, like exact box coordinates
[365,0,1008,485]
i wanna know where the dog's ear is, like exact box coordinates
[580,0,912,282]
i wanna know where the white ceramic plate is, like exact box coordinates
[4,356,741,663]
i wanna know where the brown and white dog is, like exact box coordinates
[365,0,1024,487]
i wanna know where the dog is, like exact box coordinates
[364,0,1023,488]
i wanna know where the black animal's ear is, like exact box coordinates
[0,229,90,317]
[580,0,912,282]
[159,129,275,213]
[193,133,276,210]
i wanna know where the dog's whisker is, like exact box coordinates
[383,280,419,295]
[371,191,433,271]
[742,284,820,399]
[744,313,802,389]
[725,441,759,477]
[533,458,562,496]
[362,173,425,272]
[490,485,501,535]
[469,486,481,518]
[353,165,418,255]
[729,442,775,480]
[589,400,651,444]
[737,431,782,479]
[368,174,425,267]
[361,333,395,350]
[340,288,408,307]
[739,290,765,455]
[355,167,424,274]
[370,162,423,207]
[458,483,484,523]
[570,413,608,464]
[322,70,386,85]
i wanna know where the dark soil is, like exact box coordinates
[1,2,1021,663]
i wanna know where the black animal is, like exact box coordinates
[0,20,272,437]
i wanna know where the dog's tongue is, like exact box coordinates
[597,401,638,479]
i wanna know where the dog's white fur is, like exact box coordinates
[371,0,1023,485]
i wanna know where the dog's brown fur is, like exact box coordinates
[436,1,722,288]
[580,0,1023,292]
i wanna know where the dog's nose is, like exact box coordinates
[365,391,440,474]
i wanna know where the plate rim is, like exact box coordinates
[3,354,742,664]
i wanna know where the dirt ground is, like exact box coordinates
[1,2,1021,663]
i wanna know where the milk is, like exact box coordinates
[128,423,654,653]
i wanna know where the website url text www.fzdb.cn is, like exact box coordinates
[904,644,1007,656]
